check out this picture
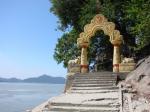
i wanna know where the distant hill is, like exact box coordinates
[0,77,21,82]
[0,75,65,84]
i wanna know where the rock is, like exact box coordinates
[132,97,150,112]
[128,89,137,94]
[125,84,132,88]
[125,56,150,99]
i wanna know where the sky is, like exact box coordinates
[0,0,67,79]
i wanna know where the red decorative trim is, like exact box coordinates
[81,65,88,68]
[113,44,120,47]
[113,64,119,72]
[81,42,88,48]
[113,64,119,67]
[82,45,88,48]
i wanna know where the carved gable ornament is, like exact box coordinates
[77,14,123,47]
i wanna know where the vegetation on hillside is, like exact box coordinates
[50,0,150,70]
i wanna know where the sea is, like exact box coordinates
[0,82,64,112]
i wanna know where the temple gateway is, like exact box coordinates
[68,14,135,74]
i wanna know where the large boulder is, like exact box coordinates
[125,56,150,100]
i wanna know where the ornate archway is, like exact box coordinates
[77,14,123,73]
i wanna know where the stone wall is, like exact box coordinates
[64,73,76,93]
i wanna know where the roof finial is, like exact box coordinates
[96,0,101,14]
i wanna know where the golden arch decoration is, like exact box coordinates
[77,14,123,73]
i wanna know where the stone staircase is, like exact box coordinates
[70,72,118,94]
[43,72,120,112]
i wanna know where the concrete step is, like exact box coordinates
[79,72,115,75]
[74,79,117,82]
[75,73,116,76]
[49,106,119,112]
[71,86,119,90]
[72,83,116,87]
[45,72,120,112]
[76,73,117,76]
[50,99,119,107]
[72,82,116,86]
[75,75,117,77]
[74,78,117,82]
[75,74,116,76]
[74,79,116,82]
[72,81,116,85]
[74,79,116,81]
[75,75,117,78]
[70,89,119,94]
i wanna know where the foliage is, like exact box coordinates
[50,0,88,31]
[54,29,80,67]
[50,0,150,69]
[89,31,113,71]
[123,0,150,49]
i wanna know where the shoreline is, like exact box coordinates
[30,100,49,112]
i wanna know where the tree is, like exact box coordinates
[54,29,80,67]
[50,0,88,31]
[123,0,150,49]
[50,0,150,70]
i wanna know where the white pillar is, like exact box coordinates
[113,44,121,72]
[81,46,88,73]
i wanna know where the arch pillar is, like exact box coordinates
[113,45,120,72]
[111,40,122,72]
[77,14,123,73]
[81,43,88,73]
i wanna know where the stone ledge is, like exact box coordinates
[119,63,136,73]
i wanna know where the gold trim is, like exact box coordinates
[77,14,123,46]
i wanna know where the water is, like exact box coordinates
[0,83,64,112]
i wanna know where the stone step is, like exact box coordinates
[75,74,116,76]
[49,106,119,112]
[73,82,115,85]
[74,80,116,82]
[72,83,116,87]
[75,75,117,77]
[79,72,115,75]
[74,78,117,81]
[47,93,119,105]
[70,89,119,94]
[73,82,116,85]
[44,72,120,112]
[76,72,117,75]
[76,73,117,76]
[75,75,117,78]
[74,79,116,82]
[49,100,119,108]
[72,83,115,86]
[71,86,119,90]
[75,76,116,79]
[74,79,117,81]
[72,81,116,84]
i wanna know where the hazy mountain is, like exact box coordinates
[23,74,65,84]
[0,77,21,82]
[0,75,65,84]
